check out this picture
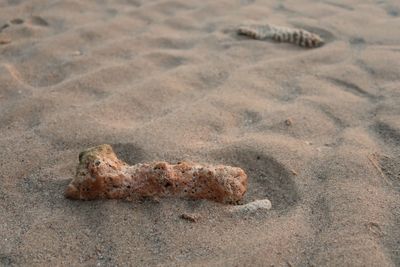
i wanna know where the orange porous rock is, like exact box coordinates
[65,145,248,204]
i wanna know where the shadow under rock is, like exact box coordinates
[212,146,299,211]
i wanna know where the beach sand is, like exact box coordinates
[1,0,400,266]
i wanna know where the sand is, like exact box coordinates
[1,0,400,266]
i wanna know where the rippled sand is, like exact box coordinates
[1,0,400,266]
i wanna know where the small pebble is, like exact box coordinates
[231,198,272,214]
[0,38,11,45]
[180,213,201,222]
